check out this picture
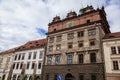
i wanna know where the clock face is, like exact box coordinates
[67,21,74,28]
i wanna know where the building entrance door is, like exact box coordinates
[2,74,5,80]
[65,73,73,80]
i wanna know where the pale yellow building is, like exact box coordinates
[0,48,15,80]
[103,32,120,80]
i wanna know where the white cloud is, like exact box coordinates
[0,0,120,52]
[105,0,120,32]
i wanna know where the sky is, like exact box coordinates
[0,0,120,52]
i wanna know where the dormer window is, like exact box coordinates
[87,20,90,23]
[54,29,56,32]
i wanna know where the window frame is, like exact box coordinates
[56,35,62,42]
[55,56,60,64]
[26,62,30,69]
[49,37,54,43]
[56,44,61,51]
[90,53,96,63]
[88,28,96,36]
[111,46,116,54]
[28,52,32,59]
[47,56,52,65]
[77,31,84,37]
[67,33,74,40]
[68,42,73,49]
[67,55,72,64]
[113,61,119,70]
[33,52,37,59]
[79,54,84,64]
[38,62,41,69]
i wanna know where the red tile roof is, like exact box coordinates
[0,47,18,54]
[104,32,120,39]
[16,38,46,51]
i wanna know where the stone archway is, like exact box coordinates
[65,73,73,80]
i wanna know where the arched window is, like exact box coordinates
[36,76,40,80]
[17,75,20,80]
[65,73,73,80]
[29,76,32,80]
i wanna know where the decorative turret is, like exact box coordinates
[79,5,94,14]
[66,11,77,18]
[52,16,61,22]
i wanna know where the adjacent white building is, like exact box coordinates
[11,39,46,80]
[103,32,120,80]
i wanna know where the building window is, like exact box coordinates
[89,39,96,46]
[111,47,116,54]
[47,56,52,65]
[113,61,119,70]
[49,37,54,43]
[39,51,43,59]
[49,46,53,52]
[68,42,73,49]
[33,52,37,59]
[88,28,96,36]
[14,55,17,60]
[31,62,35,69]
[56,36,62,42]
[16,63,19,69]
[22,54,25,60]
[79,54,83,64]
[78,41,84,47]
[54,74,58,80]
[46,74,49,80]
[56,44,61,51]
[67,33,74,40]
[90,53,96,63]
[38,62,41,69]
[91,75,96,80]
[79,75,84,80]
[28,52,32,59]
[20,63,23,69]
[117,46,120,54]
[78,31,84,37]
[13,63,15,69]
[27,62,30,69]
[55,56,60,64]
[18,54,21,60]
[67,55,72,64]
